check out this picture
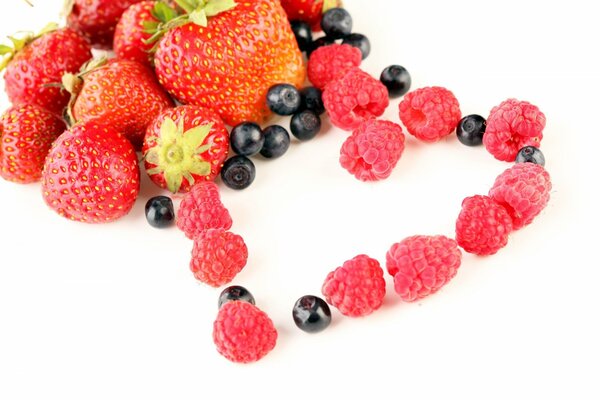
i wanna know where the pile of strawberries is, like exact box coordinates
[0,0,553,364]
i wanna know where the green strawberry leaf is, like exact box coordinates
[0,45,12,55]
[184,123,213,150]
[152,2,179,23]
[204,0,236,17]
[143,21,160,34]
[189,8,208,26]
[175,0,198,14]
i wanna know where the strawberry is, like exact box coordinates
[152,0,305,126]
[42,121,140,224]
[114,1,179,66]
[142,105,229,193]
[280,0,341,31]
[0,104,66,184]
[65,0,146,49]
[64,59,173,149]
[0,24,92,115]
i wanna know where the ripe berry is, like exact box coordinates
[260,125,291,159]
[306,36,335,56]
[230,122,265,156]
[380,65,411,98]
[218,286,256,309]
[290,20,313,52]
[342,33,371,59]
[321,8,352,39]
[145,196,175,228]
[290,110,322,141]
[516,146,546,166]
[456,114,486,146]
[292,295,332,333]
[300,87,325,115]
[221,156,256,190]
[267,84,302,116]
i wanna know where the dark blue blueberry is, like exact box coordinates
[290,20,313,52]
[321,8,352,39]
[260,125,291,159]
[380,65,411,98]
[221,155,256,190]
[266,84,302,116]
[456,115,486,146]
[218,286,256,309]
[342,33,370,59]
[300,86,325,115]
[306,36,335,57]
[290,110,321,141]
[230,122,264,156]
[144,196,175,228]
[292,295,332,333]
[516,146,546,166]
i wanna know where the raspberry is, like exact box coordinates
[340,119,405,181]
[398,86,461,142]
[323,68,389,131]
[386,235,462,302]
[307,44,362,90]
[483,99,546,162]
[176,181,233,239]
[321,255,386,317]
[190,228,248,287]
[488,163,551,230]
[213,301,277,363]
[455,195,513,256]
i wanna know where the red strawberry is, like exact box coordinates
[0,104,66,184]
[280,0,341,31]
[65,59,173,149]
[0,25,92,115]
[66,0,146,49]
[142,105,229,193]
[42,121,140,224]
[114,1,178,66]
[153,0,305,126]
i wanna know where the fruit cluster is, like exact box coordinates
[1,0,552,364]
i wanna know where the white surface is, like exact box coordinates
[1,1,599,399]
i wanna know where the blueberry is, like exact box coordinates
[516,146,546,166]
[221,155,256,190]
[290,110,321,141]
[290,20,313,52]
[260,125,291,159]
[306,36,335,57]
[342,33,370,59]
[266,84,302,116]
[300,86,325,115]
[218,286,256,309]
[230,122,264,156]
[144,196,174,228]
[292,295,332,333]
[321,8,352,39]
[456,115,486,146]
[380,65,412,98]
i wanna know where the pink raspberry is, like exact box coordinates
[455,195,513,256]
[322,255,386,317]
[213,301,277,363]
[398,86,461,142]
[190,228,248,287]
[177,181,233,239]
[483,99,546,162]
[323,68,389,131]
[488,163,551,230]
[386,235,462,302]
[307,44,362,90]
[339,119,405,181]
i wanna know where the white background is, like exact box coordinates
[1,1,599,399]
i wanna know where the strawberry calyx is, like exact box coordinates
[144,0,236,46]
[0,22,59,71]
[145,116,215,193]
